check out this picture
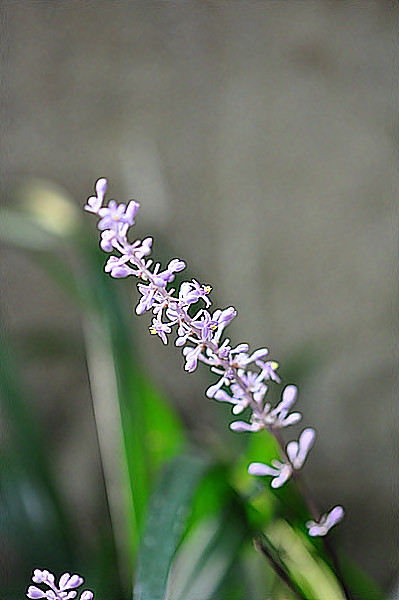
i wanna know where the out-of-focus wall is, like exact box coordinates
[4,1,397,589]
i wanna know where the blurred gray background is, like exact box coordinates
[3,0,398,592]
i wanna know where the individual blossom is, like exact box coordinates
[306,506,345,537]
[265,384,302,429]
[105,255,134,278]
[26,569,93,600]
[178,279,212,308]
[149,316,172,344]
[248,459,293,489]
[286,427,316,469]
[182,343,206,372]
[230,419,263,433]
[84,177,107,213]
[247,428,315,488]
[98,199,139,232]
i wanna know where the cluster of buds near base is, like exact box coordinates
[84,178,344,538]
[26,569,93,600]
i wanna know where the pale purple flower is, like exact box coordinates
[174,321,192,347]
[236,369,268,403]
[217,338,232,359]
[257,360,281,383]
[211,385,249,415]
[149,317,171,344]
[125,200,140,224]
[211,307,237,343]
[178,280,211,307]
[230,420,262,433]
[205,375,228,399]
[152,261,185,286]
[167,258,186,273]
[248,460,293,488]
[286,428,316,469]
[191,310,218,342]
[104,255,133,278]
[231,347,269,368]
[100,229,116,252]
[306,506,345,537]
[267,385,302,428]
[27,569,93,600]
[133,236,153,259]
[182,344,204,372]
[98,199,138,232]
[32,570,55,585]
[27,587,46,599]
[84,178,107,213]
[136,283,161,314]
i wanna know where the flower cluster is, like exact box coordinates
[26,569,93,600]
[84,178,344,537]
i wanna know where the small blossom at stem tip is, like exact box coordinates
[248,460,293,488]
[286,427,316,469]
[306,506,345,536]
[84,177,107,213]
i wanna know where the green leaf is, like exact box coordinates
[134,453,209,600]
[266,519,347,600]
[166,500,250,600]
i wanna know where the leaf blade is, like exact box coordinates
[134,453,209,600]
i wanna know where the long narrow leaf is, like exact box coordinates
[166,501,250,600]
[134,453,209,600]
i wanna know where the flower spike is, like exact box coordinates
[84,178,344,538]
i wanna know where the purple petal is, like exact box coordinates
[271,464,292,488]
[33,570,54,585]
[27,586,46,599]
[281,412,302,427]
[248,462,279,477]
[167,258,186,273]
[206,381,223,398]
[125,200,140,224]
[110,265,132,278]
[230,343,249,354]
[280,385,297,410]
[63,574,83,590]
[232,403,246,415]
[286,440,299,464]
[213,389,233,403]
[80,593,94,600]
[230,421,260,432]
[58,573,71,590]
[296,428,316,466]
[250,348,269,361]
[95,178,107,199]
[326,506,345,528]
[307,523,322,537]
[306,506,344,537]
